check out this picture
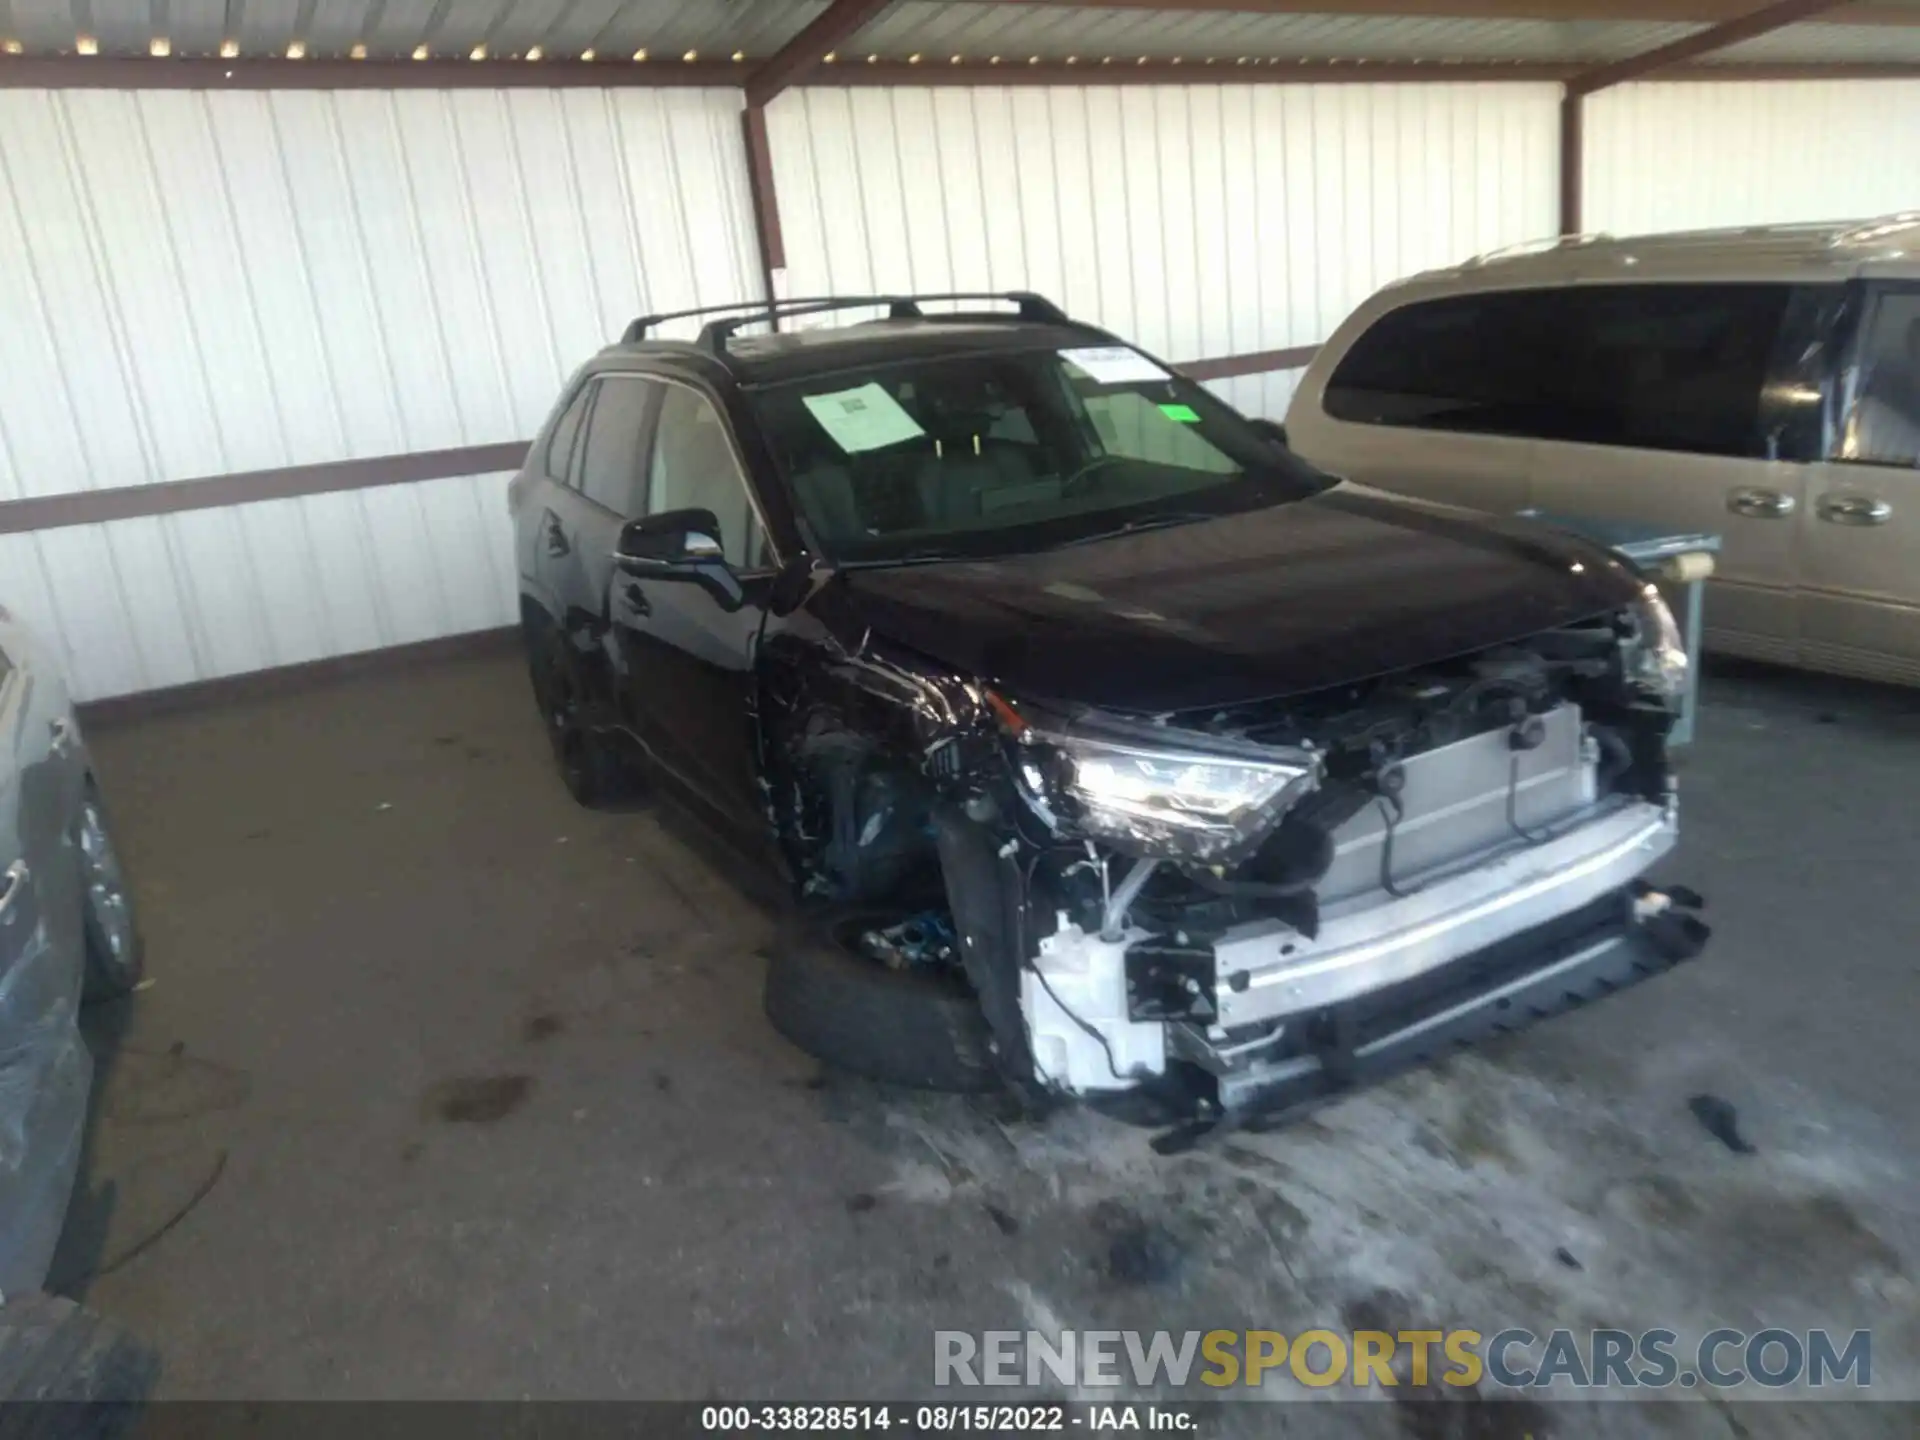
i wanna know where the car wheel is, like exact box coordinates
[763,908,998,1093]
[527,621,635,809]
[76,781,143,1002]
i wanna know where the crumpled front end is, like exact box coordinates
[986,599,1709,1121]
[763,583,1709,1125]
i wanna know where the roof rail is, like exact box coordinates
[691,291,1075,357]
[620,296,896,345]
[1830,212,1920,247]
[620,291,1076,353]
[1462,233,1614,267]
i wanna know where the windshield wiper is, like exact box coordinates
[837,546,980,569]
[1048,511,1222,550]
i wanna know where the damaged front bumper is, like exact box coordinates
[1202,881,1705,1116]
[1215,796,1673,1030]
[1022,795,1708,1117]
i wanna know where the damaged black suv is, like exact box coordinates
[509,292,1709,1130]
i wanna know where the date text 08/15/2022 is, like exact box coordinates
[701,1405,1191,1432]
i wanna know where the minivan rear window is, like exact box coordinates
[1323,283,1796,459]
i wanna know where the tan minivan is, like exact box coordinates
[1285,216,1920,687]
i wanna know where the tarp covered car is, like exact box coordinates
[0,606,141,1296]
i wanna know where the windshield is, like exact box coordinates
[746,343,1331,564]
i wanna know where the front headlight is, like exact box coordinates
[1027,728,1317,861]
[1631,583,1690,702]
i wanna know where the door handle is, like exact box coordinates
[48,717,74,756]
[622,582,652,617]
[1815,492,1892,527]
[0,860,26,924]
[1726,487,1795,519]
[545,523,570,557]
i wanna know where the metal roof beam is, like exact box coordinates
[744,0,898,107]
[0,56,747,87]
[820,57,1577,81]
[969,0,1914,26]
[1567,0,1860,94]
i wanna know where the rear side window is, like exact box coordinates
[576,376,660,516]
[544,384,594,482]
[1324,283,1795,458]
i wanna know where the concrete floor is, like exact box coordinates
[50,643,1920,1430]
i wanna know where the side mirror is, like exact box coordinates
[1247,417,1290,451]
[614,507,744,612]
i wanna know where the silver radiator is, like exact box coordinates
[1317,702,1595,904]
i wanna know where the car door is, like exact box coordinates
[1522,283,1814,665]
[548,374,663,731]
[615,380,776,839]
[1798,281,1920,684]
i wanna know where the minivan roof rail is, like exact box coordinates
[620,292,1074,351]
[1460,214,1920,272]
[1830,212,1920,247]
[1462,233,1614,267]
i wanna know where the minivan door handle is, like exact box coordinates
[542,511,571,557]
[1815,492,1892,527]
[1726,487,1796,519]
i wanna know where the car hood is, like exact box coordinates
[813,483,1641,714]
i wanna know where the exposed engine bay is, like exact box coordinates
[763,596,1707,1122]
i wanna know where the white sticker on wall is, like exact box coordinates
[801,383,927,454]
[1060,346,1171,385]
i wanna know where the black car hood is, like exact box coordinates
[812,483,1641,714]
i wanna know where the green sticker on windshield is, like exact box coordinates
[1158,403,1201,423]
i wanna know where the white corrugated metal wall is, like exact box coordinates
[0,85,760,701]
[1584,80,1920,234]
[10,70,1911,702]
[764,83,1561,419]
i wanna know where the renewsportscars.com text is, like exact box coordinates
[935,1327,1872,1392]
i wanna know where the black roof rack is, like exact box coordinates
[620,296,898,345]
[619,291,1076,354]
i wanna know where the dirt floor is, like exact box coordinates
[49,640,1920,1433]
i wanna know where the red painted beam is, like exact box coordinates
[1560,90,1583,235]
[969,0,1914,24]
[1567,0,1859,95]
[805,57,1576,84]
[744,0,897,106]
[742,104,787,293]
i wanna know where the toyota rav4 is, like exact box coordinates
[508,292,1709,1134]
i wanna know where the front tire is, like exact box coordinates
[763,908,998,1093]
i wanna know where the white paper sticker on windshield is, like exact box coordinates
[1060,345,1171,385]
[801,382,926,454]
